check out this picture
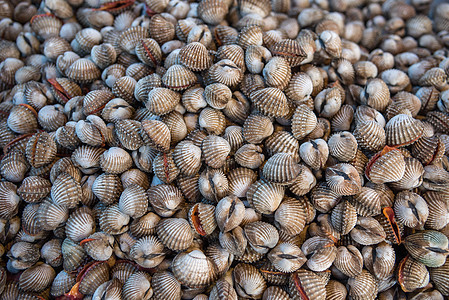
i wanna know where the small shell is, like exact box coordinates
[82,232,114,261]
[100,147,133,174]
[353,120,386,152]
[331,201,357,235]
[201,135,231,169]
[385,113,424,147]
[333,245,363,277]
[215,195,245,233]
[146,87,181,116]
[118,184,148,218]
[30,14,62,39]
[242,113,273,144]
[300,139,329,170]
[247,180,284,215]
[65,207,95,242]
[397,255,429,293]
[130,235,165,268]
[328,131,358,162]
[235,144,264,169]
[173,140,202,176]
[99,204,130,235]
[172,249,217,288]
[204,83,232,110]
[350,217,386,245]
[25,132,57,168]
[188,202,217,236]
[362,242,396,280]
[302,236,337,272]
[7,104,38,134]
[404,231,449,268]
[0,150,29,183]
[152,151,180,183]
[271,39,307,67]
[268,242,306,273]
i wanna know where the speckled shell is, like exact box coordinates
[171,249,217,288]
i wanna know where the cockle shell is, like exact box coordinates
[263,153,301,185]
[233,263,266,299]
[172,249,217,288]
[365,146,406,184]
[289,269,326,300]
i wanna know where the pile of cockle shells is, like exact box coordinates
[1,0,449,299]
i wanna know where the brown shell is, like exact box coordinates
[179,42,213,71]
[250,87,289,118]
[271,39,307,67]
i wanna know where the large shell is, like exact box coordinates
[404,231,449,268]
[365,147,406,184]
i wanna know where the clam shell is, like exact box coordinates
[173,140,202,176]
[179,42,212,71]
[347,270,378,300]
[151,271,182,300]
[215,195,245,233]
[209,279,237,300]
[209,59,243,87]
[227,167,257,198]
[268,242,306,273]
[362,242,396,280]
[326,163,362,196]
[263,153,301,185]
[429,258,449,296]
[92,173,123,205]
[17,176,51,204]
[247,180,284,215]
[156,218,193,251]
[264,131,299,162]
[291,104,317,140]
[25,132,57,168]
[65,207,95,242]
[146,87,181,116]
[350,217,386,245]
[0,150,29,183]
[243,113,274,144]
[7,104,39,134]
[162,64,197,91]
[388,157,424,190]
[199,107,226,135]
[153,151,180,184]
[349,187,381,217]
[149,14,176,45]
[66,58,101,83]
[289,269,326,300]
[331,201,357,235]
[366,147,406,184]
[172,249,217,288]
[148,184,184,217]
[36,198,68,231]
[130,235,165,269]
[99,203,130,235]
[188,203,217,236]
[61,238,85,272]
[353,120,386,152]
[122,271,152,300]
[19,262,55,293]
[404,231,449,268]
[201,135,230,169]
[302,236,337,272]
[271,39,307,67]
[233,263,266,299]
[119,184,148,218]
[51,271,76,297]
[82,232,114,261]
[100,147,133,174]
[394,191,428,229]
[397,255,429,293]
[385,113,424,147]
[328,131,358,162]
[244,221,279,254]
[51,172,82,209]
[204,83,232,110]
[250,87,289,118]
[333,245,363,277]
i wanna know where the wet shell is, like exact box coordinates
[289,269,326,300]
[66,58,101,84]
[61,238,85,272]
[50,271,76,297]
[404,231,449,268]
[83,90,114,116]
[250,87,289,118]
[263,153,301,185]
[411,136,445,166]
[146,87,181,116]
[156,218,193,251]
[429,258,449,297]
[179,42,212,71]
[349,187,381,217]
[162,64,197,91]
[172,249,217,288]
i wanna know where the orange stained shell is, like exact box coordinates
[30,13,57,25]
[141,40,159,66]
[47,78,74,104]
[292,272,310,300]
[3,132,35,154]
[382,206,402,244]
[18,103,38,118]
[190,204,207,236]
[365,145,399,179]
[397,255,411,292]
[63,281,83,300]
[96,0,135,12]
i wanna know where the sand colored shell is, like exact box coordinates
[114,119,143,151]
[227,167,257,198]
[209,59,244,87]
[411,136,445,166]
[264,131,299,162]
[327,131,358,162]
[140,120,171,153]
[349,187,381,217]
[350,216,386,245]
[215,195,245,233]
[362,241,395,280]
[100,147,133,174]
[204,83,232,110]
[325,163,361,196]
[235,144,264,169]
[66,58,101,83]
